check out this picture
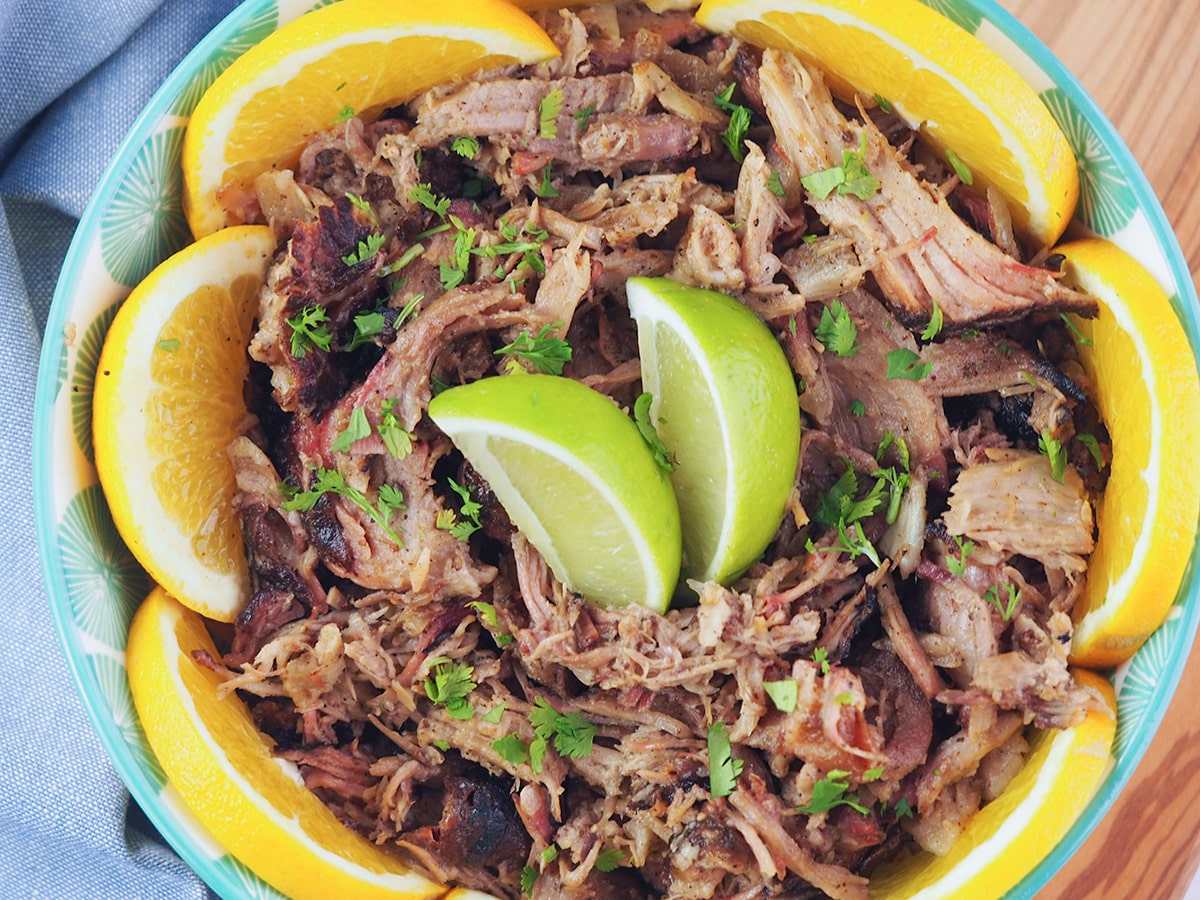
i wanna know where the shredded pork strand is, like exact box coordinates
[211,4,1109,898]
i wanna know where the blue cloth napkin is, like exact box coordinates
[0,2,242,896]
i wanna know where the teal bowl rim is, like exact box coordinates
[31,0,1200,898]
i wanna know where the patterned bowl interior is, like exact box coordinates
[32,0,1200,898]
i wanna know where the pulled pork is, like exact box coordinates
[209,4,1110,898]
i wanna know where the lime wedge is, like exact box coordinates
[627,277,801,583]
[428,374,682,612]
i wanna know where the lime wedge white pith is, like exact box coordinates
[627,277,801,584]
[429,374,682,612]
[127,586,444,900]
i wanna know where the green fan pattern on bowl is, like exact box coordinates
[31,0,1200,899]
[70,302,120,465]
[99,127,192,287]
[59,485,151,648]
[1039,86,1135,236]
[170,4,280,117]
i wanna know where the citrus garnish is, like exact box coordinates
[1057,238,1200,667]
[93,225,274,622]
[428,373,682,612]
[126,586,443,900]
[694,0,1079,247]
[182,0,559,237]
[868,669,1116,900]
[626,277,801,584]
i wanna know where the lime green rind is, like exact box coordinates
[429,374,683,612]
[627,276,801,584]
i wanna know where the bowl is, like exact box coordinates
[32,0,1200,897]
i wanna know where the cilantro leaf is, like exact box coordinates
[424,657,476,720]
[633,392,677,472]
[529,696,595,761]
[495,322,572,375]
[764,679,799,713]
[885,348,932,381]
[520,865,538,895]
[280,467,403,545]
[812,647,831,675]
[707,722,743,798]
[535,163,559,198]
[814,300,859,357]
[493,733,530,765]
[285,305,332,359]
[1039,429,1067,483]
[451,135,479,159]
[1060,312,1094,347]
[330,406,371,454]
[332,104,355,125]
[409,183,451,219]
[538,88,563,139]
[481,702,506,725]
[714,84,752,164]
[921,299,944,342]
[849,399,866,417]
[767,170,786,197]
[984,583,1021,621]
[573,103,596,131]
[594,848,625,872]
[1077,432,1104,469]
[797,769,870,815]
[341,231,385,266]
[945,148,974,185]
[377,398,415,460]
[946,534,974,577]
[345,309,386,351]
[802,133,879,201]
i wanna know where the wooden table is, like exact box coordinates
[997,0,1200,896]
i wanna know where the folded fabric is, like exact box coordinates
[0,1,240,897]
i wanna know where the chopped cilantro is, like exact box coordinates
[280,466,403,545]
[706,722,743,798]
[451,135,479,159]
[330,406,371,454]
[493,733,530,765]
[863,766,885,782]
[341,231,385,267]
[764,679,799,713]
[797,769,870,815]
[520,865,538,895]
[802,134,879,201]
[440,477,482,541]
[481,702,506,725]
[885,347,932,381]
[814,464,884,528]
[344,192,378,225]
[944,148,973,185]
[1060,312,1093,347]
[893,797,915,819]
[767,170,786,197]
[921,299,944,342]
[378,242,425,279]
[849,399,866,417]
[345,309,386,351]
[946,535,974,577]
[633,392,677,472]
[714,83,752,164]
[1039,429,1067,483]
[332,105,355,124]
[409,183,451,219]
[538,88,563,139]
[573,102,596,131]
[812,647,831,675]
[535,163,559,198]
[806,520,881,567]
[984,583,1021,621]
[873,93,893,114]
[595,848,625,872]
[833,691,855,706]
[1077,432,1104,468]
[528,696,595,772]
[439,222,477,290]
[424,657,476,720]
[814,300,859,357]
[377,398,415,460]
[156,338,179,353]
[495,321,572,375]
[285,305,332,359]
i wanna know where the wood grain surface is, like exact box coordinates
[995,1,1200,897]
